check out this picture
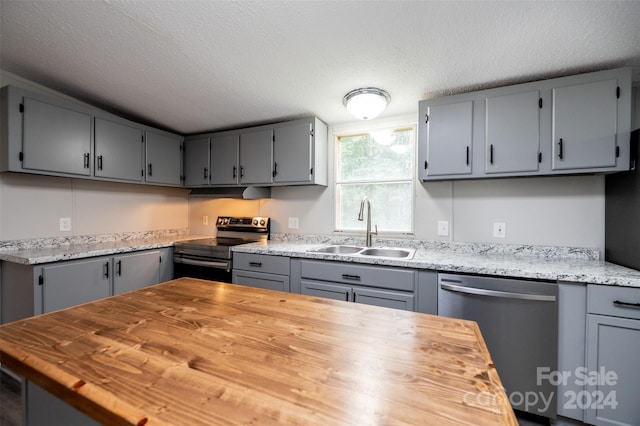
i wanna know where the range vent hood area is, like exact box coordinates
[188,186,271,199]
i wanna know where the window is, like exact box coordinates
[335,125,415,234]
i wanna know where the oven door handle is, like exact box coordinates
[440,282,556,302]
[174,257,230,270]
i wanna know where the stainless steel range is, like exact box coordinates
[173,216,270,282]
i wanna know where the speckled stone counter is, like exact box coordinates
[0,230,207,265]
[232,234,640,288]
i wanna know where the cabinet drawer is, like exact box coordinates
[233,253,290,275]
[300,260,414,291]
[233,270,290,292]
[588,285,640,319]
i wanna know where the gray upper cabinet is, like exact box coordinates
[184,116,328,188]
[94,117,144,182]
[552,79,619,171]
[419,100,473,179]
[22,96,93,176]
[183,137,210,186]
[418,67,631,181]
[211,134,240,185]
[272,117,328,185]
[145,130,183,186]
[485,90,541,174]
[239,129,273,185]
[1,85,184,187]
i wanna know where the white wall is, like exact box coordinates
[0,71,189,241]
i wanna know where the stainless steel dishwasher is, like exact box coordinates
[438,273,558,419]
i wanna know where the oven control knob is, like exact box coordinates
[259,219,266,226]
[253,219,258,225]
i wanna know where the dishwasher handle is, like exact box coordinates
[440,282,556,302]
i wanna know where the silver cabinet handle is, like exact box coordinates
[440,282,556,302]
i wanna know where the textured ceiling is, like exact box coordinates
[1,1,639,135]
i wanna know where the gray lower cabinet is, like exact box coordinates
[584,285,640,426]
[25,381,98,426]
[0,248,171,323]
[145,130,183,186]
[41,257,112,312]
[297,260,416,311]
[416,271,438,315]
[183,137,210,186]
[232,253,290,292]
[556,283,588,421]
[94,117,144,182]
[112,250,163,295]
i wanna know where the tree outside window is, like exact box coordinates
[335,126,415,233]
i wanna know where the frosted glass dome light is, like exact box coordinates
[343,88,391,120]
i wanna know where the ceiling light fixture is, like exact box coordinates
[342,87,390,120]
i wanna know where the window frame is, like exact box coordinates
[333,116,417,236]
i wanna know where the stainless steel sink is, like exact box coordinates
[310,245,364,254]
[309,245,415,259]
[359,248,415,258]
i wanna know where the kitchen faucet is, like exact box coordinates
[357,196,378,247]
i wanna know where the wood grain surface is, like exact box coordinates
[0,278,517,425]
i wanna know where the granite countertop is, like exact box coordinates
[0,230,207,265]
[232,235,640,288]
[2,231,639,288]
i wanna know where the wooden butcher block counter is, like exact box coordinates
[0,278,517,425]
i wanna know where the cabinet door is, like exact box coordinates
[552,79,618,170]
[353,287,415,311]
[94,118,143,182]
[585,314,640,426]
[232,270,289,292]
[145,131,182,185]
[300,280,351,302]
[159,248,174,283]
[22,97,92,176]
[211,134,239,185]
[113,251,161,295]
[485,90,540,174]
[239,129,273,185]
[183,138,210,186]
[41,258,111,313]
[273,122,312,183]
[419,100,473,178]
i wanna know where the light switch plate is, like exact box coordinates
[59,217,72,232]
[202,215,209,225]
[493,222,506,238]
[438,221,449,236]
[288,217,299,229]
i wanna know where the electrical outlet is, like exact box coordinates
[438,221,449,236]
[288,217,299,229]
[202,215,209,225]
[493,222,506,238]
[59,217,72,232]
